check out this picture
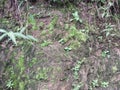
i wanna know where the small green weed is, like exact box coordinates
[72,82,83,90]
[72,59,84,80]
[90,79,109,89]
[28,14,38,30]
[35,67,49,80]
[19,81,25,90]
[65,25,87,49]
[6,79,14,89]
[29,58,37,67]
[40,40,52,47]
[69,25,87,41]
[101,50,110,58]
[62,24,88,49]
[64,46,72,51]
[72,58,85,90]
[100,81,109,88]
[47,15,58,30]
[71,11,82,23]
[91,79,99,88]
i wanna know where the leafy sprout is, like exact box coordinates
[0,28,38,45]
[71,11,82,23]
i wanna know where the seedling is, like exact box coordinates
[101,50,110,58]
[71,11,82,23]
[100,81,109,88]
[6,79,14,89]
[91,79,99,88]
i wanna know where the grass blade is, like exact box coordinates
[26,35,38,42]
[0,33,7,41]
[14,33,27,39]
[0,29,7,33]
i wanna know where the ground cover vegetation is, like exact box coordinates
[0,0,120,90]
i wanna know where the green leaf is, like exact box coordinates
[14,33,27,39]
[72,11,79,21]
[26,35,38,42]
[64,47,72,51]
[72,11,82,23]
[6,79,14,88]
[0,33,7,41]
[0,29,7,33]
[20,26,27,34]
[106,32,110,37]
[7,31,17,45]
[19,81,25,90]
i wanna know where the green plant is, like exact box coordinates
[71,11,82,23]
[100,81,109,88]
[59,24,88,49]
[72,58,85,80]
[19,81,25,90]
[28,14,38,30]
[72,58,85,90]
[64,46,72,51]
[66,25,87,49]
[35,67,49,80]
[101,50,110,58]
[40,40,52,47]
[6,79,14,89]
[72,82,83,90]
[90,79,109,89]
[69,25,87,42]
[18,56,25,75]
[29,58,37,67]
[0,28,37,45]
[5,55,27,90]
[47,15,58,30]
[91,79,99,88]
